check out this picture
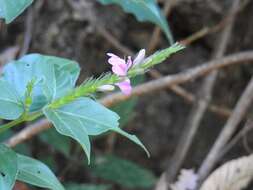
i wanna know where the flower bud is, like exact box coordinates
[98,85,115,92]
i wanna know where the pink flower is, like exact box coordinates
[107,54,132,76]
[107,49,145,95]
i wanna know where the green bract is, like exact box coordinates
[0,0,33,23]
[98,0,174,44]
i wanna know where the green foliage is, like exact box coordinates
[0,44,184,189]
[16,154,64,190]
[43,97,149,163]
[0,0,186,188]
[0,144,17,190]
[0,80,24,120]
[92,155,156,188]
[0,44,184,159]
[66,183,111,190]
[0,144,64,190]
[98,0,174,44]
[0,0,33,23]
[2,54,80,112]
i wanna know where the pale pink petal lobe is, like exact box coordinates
[116,79,132,95]
[112,63,128,76]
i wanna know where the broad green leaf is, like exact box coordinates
[92,155,156,188]
[43,98,149,163]
[0,0,33,24]
[0,144,18,190]
[39,128,71,157]
[53,58,80,99]
[16,154,64,190]
[98,0,173,44]
[66,183,111,190]
[2,54,80,111]
[43,103,91,163]
[0,80,24,120]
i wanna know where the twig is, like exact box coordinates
[179,27,210,45]
[197,75,253,183]
[155,1,240,188]
[218,119,253,159]
[96,24,133,56]
[5,51,253,148]
[149,70,232,119]
[6,119,52,148]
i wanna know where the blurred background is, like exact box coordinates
[1,0,253,189]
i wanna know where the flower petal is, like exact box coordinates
[133,49,146,66]
[112,63,128,76]
[116,78,132,95]
[107,53,126,66]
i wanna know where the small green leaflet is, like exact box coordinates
[0,144,64,190]
[98,0,173,44]
[0,0,33,24]
[0,144,18,190]
[43,97,149,164]
[0,80,24,120]
[92,155,156,188]
[17,154,65,190]
[2,54,80,112]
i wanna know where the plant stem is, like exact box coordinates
[0,111,43,133]
[0,118,25,133]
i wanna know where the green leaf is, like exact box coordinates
[43,104,91,163]
[16,154,64,190]
[65,183,111,190]
[43,98,149,163]
[0,144,18,190]
[0,80,24,120]
[98,0,173,44]
[2,54,80,112]
[53,58,80,99]
[0,0,33,24]
[92,155,156,188]
[39,128,71,157]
